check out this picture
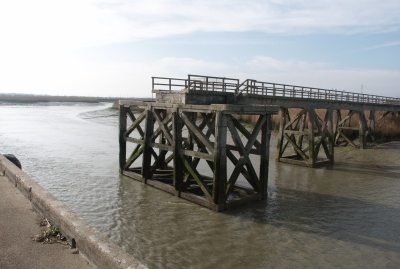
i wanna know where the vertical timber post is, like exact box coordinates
[213,111,227,210]
[142,105,154,182]
[326,109,334,163]
[159,109,167,169]
[359,111,367,149]
[277,107,287,160]
[173,107,183,195]
[307,109,315,166]
[368,110,376,142]
[119,105,127,172]
[260,114,272,199]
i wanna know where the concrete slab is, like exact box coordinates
[0,176,92,269]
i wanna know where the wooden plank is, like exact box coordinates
[152,109,174,145]
[307,110,315,165]
[359,111,367,149]
[226,115,245,153]
[122,170,145,182]
[213,112,227,205]
[142,108,155,180]
[277,107,287,159]
[296,109,307,150]
[182,156,213,202]
[338,129,358,148]
[181,112,214,153]
[150,142,173,151]
[127,109,145,137]
[182,149,214,161]
[173,110,183,191]
[284,130,308,135]
[226,144,260,155]
[126,110,146,137]
[326,109,334,162]
[284,133,308,160]
[126,137,144,145]
[124,145,144,170]
[259,114,271,198]
[230,116,262,151]
[284,109,305,130]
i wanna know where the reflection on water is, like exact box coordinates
[1,103,400,268]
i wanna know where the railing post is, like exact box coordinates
[273,84,276,96]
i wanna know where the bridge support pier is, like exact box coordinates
[334,110,371,149]
[119,101,277,211]
[277,107,334,167]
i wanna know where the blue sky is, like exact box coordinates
[0,0,399,97]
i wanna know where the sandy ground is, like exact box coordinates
[0,176,92,269]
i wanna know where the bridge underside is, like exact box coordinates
[154,88,400,167]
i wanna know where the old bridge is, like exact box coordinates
[119,75,400,210]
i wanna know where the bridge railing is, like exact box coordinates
[187,75,239,92]
[152,75,400,106]
[237,79,400,105]
[152,77,188,92]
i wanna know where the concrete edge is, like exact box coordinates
[0,155,147,269]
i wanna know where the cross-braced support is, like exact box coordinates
[334,110,369,149]
[277,108,334,167]
[119,101,277,211]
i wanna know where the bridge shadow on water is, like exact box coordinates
[331,162,400,180]
[226,187,400,253]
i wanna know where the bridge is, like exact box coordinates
[119,74,400,210]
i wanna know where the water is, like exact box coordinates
[1,103,400,269]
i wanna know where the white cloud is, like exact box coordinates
[0,1,399,97]
[363,41,400,51]
[1,0,400,51]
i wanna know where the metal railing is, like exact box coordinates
[152,75,400,106]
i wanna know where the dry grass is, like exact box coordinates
[236,109,400,140]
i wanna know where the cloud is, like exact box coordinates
[1,0,400,51]
[241,56,400,96]
[0,1,398,97]
[363,41,400,51]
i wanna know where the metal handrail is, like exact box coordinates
[151,75,400,106]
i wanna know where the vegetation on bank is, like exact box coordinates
[33,218,67,245]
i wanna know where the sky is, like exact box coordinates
[0,0,399,98]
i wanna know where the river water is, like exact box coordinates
[0,103,400,269]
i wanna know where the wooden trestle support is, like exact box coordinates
[119,101,278,211]
[334,110,373,149]
[277,108,335,167]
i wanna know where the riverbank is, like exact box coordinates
[0,155,145,269]
[0,93,121,103]
[0,175,92,269]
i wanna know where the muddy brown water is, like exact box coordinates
[0,103,399,268]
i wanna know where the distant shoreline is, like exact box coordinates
[0,93,153,105]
